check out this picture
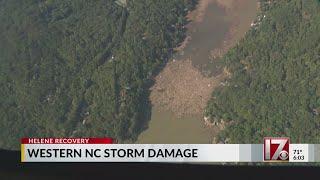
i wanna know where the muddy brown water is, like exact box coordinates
[137,0,258,144]
[176,2,229,76]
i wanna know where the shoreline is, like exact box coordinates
[150,0,258,118]
[138,0,259,144]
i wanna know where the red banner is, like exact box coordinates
[21,138,114,144]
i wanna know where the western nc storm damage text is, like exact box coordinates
[26,148,199,159]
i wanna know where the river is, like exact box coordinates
[137,0,258,144]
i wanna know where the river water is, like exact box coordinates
[137,0,258,144]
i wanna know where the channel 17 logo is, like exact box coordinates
[264,137,290,161]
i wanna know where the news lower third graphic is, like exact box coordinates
[20,138,320,163]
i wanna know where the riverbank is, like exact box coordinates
[150,0,258,119]
[137,0,259,144]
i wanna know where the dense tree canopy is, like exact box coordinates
[0,0,196,149]
[2,0,319,150]
[205,0,320,144]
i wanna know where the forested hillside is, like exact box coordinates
[205,0,320,143]
[0,0,196,149]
